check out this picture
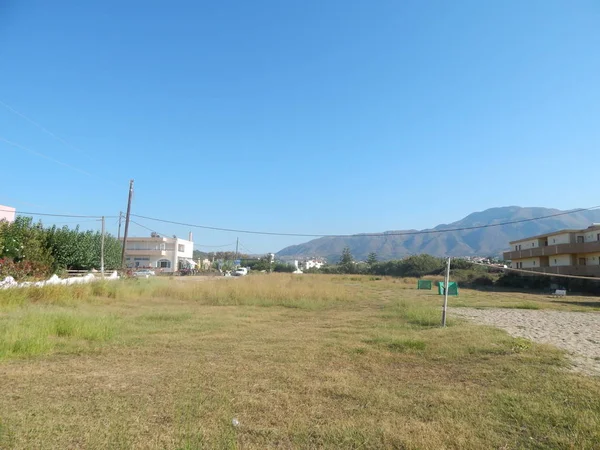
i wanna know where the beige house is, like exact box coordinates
[503,224,600,277]
[121,234,195,273]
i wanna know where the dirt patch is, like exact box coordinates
[451,307,600,376]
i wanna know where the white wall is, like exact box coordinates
[512,239,538,250]
[584,230,600,242]
[578,252,600,266]
[513,257,540,268]
[548,233,572,245]
[175,238,193,258]
[549,254,573,266]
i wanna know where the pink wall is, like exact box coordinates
[0,205,16,223]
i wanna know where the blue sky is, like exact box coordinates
[1,1,599,253]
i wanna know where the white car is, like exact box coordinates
[233,267,248,276]
[133,269,155,278]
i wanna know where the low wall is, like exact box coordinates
[0,271,120,290]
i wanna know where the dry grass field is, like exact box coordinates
[1,274,600,449]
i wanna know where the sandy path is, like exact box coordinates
[450,308,600,376]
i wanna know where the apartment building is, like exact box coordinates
[121,234,195,273]
[503,224,600,277]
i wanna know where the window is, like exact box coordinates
[553,239,556,244]
[554,259,557,264]
[597,233,600,241]
[157,259,171,268]
[178,244,185,252]
[533,260,536,266]
[577,236,584,243]
[515,245,518,251]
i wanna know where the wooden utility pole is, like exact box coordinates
[100,216,105,279]
[442,257,451,327]
[120,180,134,268]
[235,237,239,264]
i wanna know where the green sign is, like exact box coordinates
[417,280,432,290]
[438,282,458,296]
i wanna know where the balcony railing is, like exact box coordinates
[511,265,600,277]
[125,249,167,256]
[503,241,600,261]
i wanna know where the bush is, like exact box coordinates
[0,258,51,280]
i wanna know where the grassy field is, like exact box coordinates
[1,274,600,449]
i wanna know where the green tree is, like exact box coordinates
[367,252,378,266]
[339,247,355,273]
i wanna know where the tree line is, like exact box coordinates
[0,216,121,279]
[311,247,497,285]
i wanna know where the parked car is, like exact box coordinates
[133,269,155,278]
[233,267,248,276]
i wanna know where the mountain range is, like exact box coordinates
[276,206,600,262]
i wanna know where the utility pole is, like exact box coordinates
[235,237,239,263]
[442,257,451,327]
[117,211,123,240]
[100,216,105,279]
[120,180,134,268]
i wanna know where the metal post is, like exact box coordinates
[442,256,451,327]
[100,216,105,279]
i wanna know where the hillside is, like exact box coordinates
[276,206,600,261]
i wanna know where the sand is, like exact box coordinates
[450,307,600,376]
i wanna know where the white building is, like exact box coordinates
[0,205,16,223]
[122,234,195,273]
[302,259,325,270]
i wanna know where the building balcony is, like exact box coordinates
[503,241,600,261]
[124,249,168,256]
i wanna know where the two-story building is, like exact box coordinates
[503,224,600,277]
[122,233,195,273]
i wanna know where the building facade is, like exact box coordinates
[122,235,195,273]
[0,205,16,223]
[503,225,600,277]
[300,259,325,270]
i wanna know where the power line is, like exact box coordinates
[472,261,600,281]
[131,205,600,238]
[194,243,236,248]
[0,208,109,219]
[0,136,99,179]
[129,219,170,237]
[0,99,95,162]
[238,241,256,255]
[6,204,600,240]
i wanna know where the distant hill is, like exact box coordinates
[276,206,600,262]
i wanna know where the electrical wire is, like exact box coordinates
[471,261,600,281]
[238,242,256,255]
[130,205,600,238]
[0,99,95,163]
[129,219,170,238]
[0,208,108,219]
[1,136,99,179]
[194,243,236,248]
